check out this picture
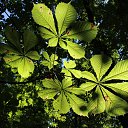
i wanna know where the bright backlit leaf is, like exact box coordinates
[41,52,58,70]
[80,54,128,116]
[3,28,40,78]
[32,3,97,58]
[18,57,34,78]
[67,41,85,59]
[55,2,77,35]
[32,3,57,34]
[38,78,87,115]
[103,60,128,81]
[62,60,82,78]
[63,21,98,42]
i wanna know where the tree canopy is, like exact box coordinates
[0,0,128,127]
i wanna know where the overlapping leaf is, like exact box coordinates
[55,2,77,35]
[80,54,128,116]
[32,3,57,34]
[61,60,82,78]
[38,78,87,116]
[3,27,40,78]
[32,3,97,59]
[62,21,97,42]
[41,51,58,70]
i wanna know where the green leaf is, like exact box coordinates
[55,2,77,35]
[42,51,50,60]
[66,41,85,59]
[103,82,128,99]
[48,37,58,47]
[87,86,105,114]
[50,54,58,61]
[103,88,128,116]
[5,26,21,51]
[64,60,76,69]
[80,82,96,91]
[69,69,82,78]
[53,91,70,113]
[66,87,85,95]
[67,93,88,116]
[26,51,40,60]
[18,57,34,78]
[59,40,67,49]
[90,54,112,81]
[41,53,58,70]
[42,78,61,89]
[63,22,97,42]
[4,53,21,68]
[61,68,72,78]
[23,30,38,53]
[32,4,57,34]
[41,60,49,66]
[39,27,55,39]
[62,78,72,89]
[82,71,97,82]
[103,60,128,81]
[38,89,58,99]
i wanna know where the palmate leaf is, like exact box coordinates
[39,78,87,115]
[55,2,77,35]
[4,51,39,78]
[80,54,128,116]
[66,41,85,59]
[4,27,40,78]
[32,4,57,34]
[63,21,97,42]
[41,52,58,70]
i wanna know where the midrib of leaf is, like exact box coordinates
[98,64,103,81]
[67,42,84,57]
[59,5,69,35]
[66,92,79,106]
[68,29,92,36]
[8,55,21,63]
[103,70,128,81]
[101,86,113,102]
[35,8,56,35]
[102,84,128,95]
